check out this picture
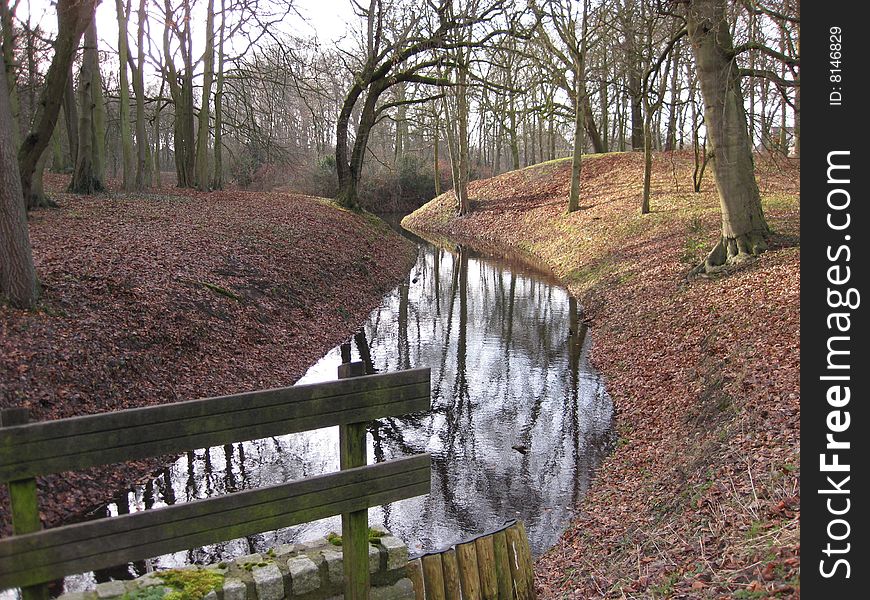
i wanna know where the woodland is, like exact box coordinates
[1,0,799,597]
[1,0,798,309]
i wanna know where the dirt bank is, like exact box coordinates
[403,151,800,598]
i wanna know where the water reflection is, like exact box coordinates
[62,239,613,593]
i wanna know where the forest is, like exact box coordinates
[1,0,798,308]
[1,0,801,598]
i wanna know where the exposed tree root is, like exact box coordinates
[27,193,59,211]
[67,177,105,195]
[691,231,768,276]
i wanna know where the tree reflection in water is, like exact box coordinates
[62,240,613,592]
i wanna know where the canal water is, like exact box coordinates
[60,231,614,593]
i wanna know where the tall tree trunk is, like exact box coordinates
[335,80,366,209]
[91,46,106,185]
[62,67,78,170]
[454,62,470,216]
[433,107,441,196]
[69,11,103,194]
[211,0,226,189]
[567,80,585,213]
[154,82,164,188]
[163,0,196,188]
[130,0,152,188]
[195,0,215,191]
[665,41,681,151]
[0,53,39,308]
[115,0,134,189]
[567,1,589,213]
[640,95,652,214]
[508,96,520,170]
[394,81,407,166]
[0,1,20,149]
[629,69,643,150]
[687,0,769,272]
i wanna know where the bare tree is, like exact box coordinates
[684,0,769,271]
[18,0,97,208]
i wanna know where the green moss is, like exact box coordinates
[122,586,167,600]
[327,527,388,546]
[154,568,225,600]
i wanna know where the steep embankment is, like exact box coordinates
[1,183,416,534]
[404,151,800,598]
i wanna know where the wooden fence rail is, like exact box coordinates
[406,520,536,600]
[0,366,431,599]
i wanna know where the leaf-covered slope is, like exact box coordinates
[1,188,415,533]
[405,151,801,598]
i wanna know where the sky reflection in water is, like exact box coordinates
[63,240,614,592]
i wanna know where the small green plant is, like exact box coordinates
[154,568,225,600]
[650,571,679,598]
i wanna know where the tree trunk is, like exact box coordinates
[0,1,20,149]
[454,62,470,216]
[0,53,39,308]
[124,0,152,188]
[433,107,441,196]
[335,81,366,209]
[69,11,104,194]
[62,67,78,170]
[195,0,215,191]
[212,0,226,190]
[92,42,107,185]
[640,96,652,214]
[582,93,603,154]
[115,0,134,189]
[629,68,643,150]
[687,0,769,272]
[567,73,585,213]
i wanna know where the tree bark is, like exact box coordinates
[0,53,39,308]
[212,0,226,189]
[0,1,20,149]
[195,0,215,191]
[69,11,104,194]
[127,0,151,188]
[116,0,134,189]
[687,0,769,272]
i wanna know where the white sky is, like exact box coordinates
[17,0,356,58]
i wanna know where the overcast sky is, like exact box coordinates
[18,0,357,57]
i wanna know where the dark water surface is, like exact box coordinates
[59,232,614,593]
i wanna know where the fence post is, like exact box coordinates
[1,408,49,600]
[338,350,369,599]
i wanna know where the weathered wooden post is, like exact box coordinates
[0,408,49,600]
[338,350,370,599]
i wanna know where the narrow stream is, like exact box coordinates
[60,232,614,593]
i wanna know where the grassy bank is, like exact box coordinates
[1,184,416,534]
[403,151,800,598]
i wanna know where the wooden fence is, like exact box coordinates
[0,364,431,600]
[406,520,536,600]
